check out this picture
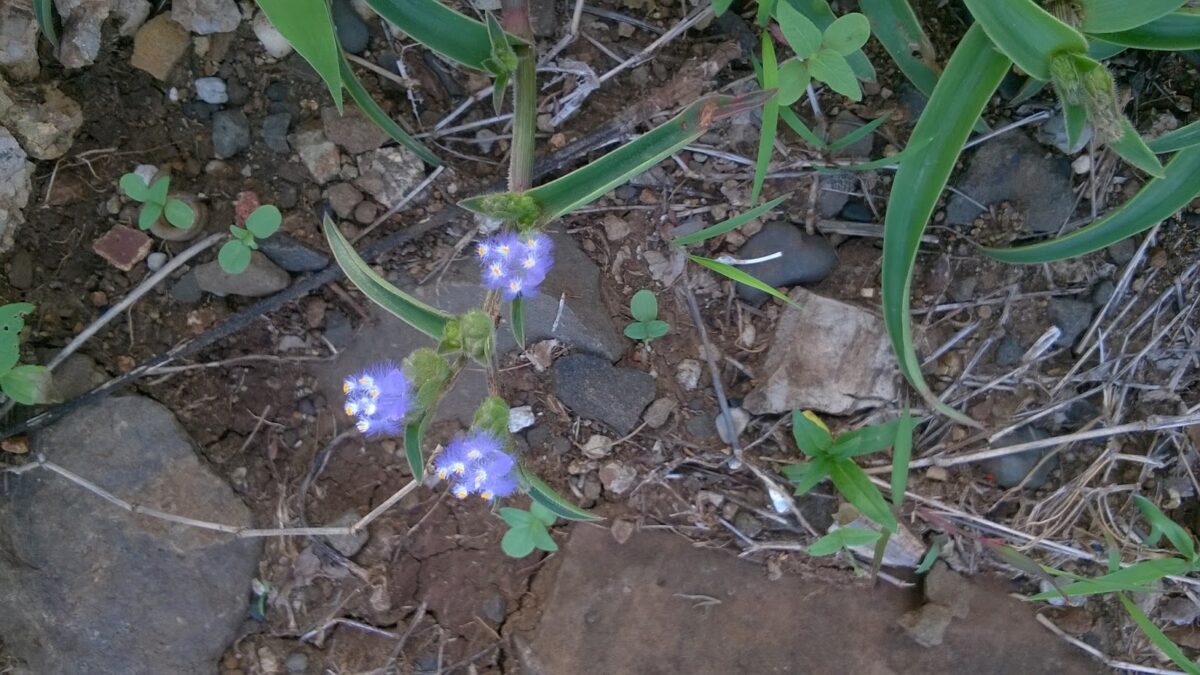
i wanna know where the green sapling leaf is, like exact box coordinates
[644,320,669,339]
[822,13,871,56]
[163,199,195,229]
[531,523,558,552]
[500,507,534,528]
[245,205,282,239]
[530,501,558,527]
[807,526,880,556]
[809,49,861,101]
[218,240,252,274]
[119,173,150,202]
[147,175,170,205]
[0,303,34,376]
[1,364,53,405]
[138,202,163,230]
[777,60,812,106]
[624,323,650,341]
[472,396,510,438]
[501,526,536,557]
[630,289,658,323]
[777,2,824,59]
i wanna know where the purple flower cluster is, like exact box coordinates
[475,232,553,300]
[342,363,412,437]
[433,430,518,501]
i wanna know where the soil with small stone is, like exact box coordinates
[1,0,1199,673]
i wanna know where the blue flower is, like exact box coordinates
[475,232,554,300]
[343,362,412,437]
[434,430,519,501]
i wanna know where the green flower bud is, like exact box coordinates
[460,309,495,363]
[403,348,453,410]
[472,396,511,439]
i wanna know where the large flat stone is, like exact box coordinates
[745,287,896,415]
[523,526,1094,674]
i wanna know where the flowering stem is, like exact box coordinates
[502,0,537,192]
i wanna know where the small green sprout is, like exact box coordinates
[623,289,669,343]
[218,205,281,274]
[774,6,871,103]
[119,173,195,231]
[0,303,51,405]
[499,501,558,558]
[807,526,881,557]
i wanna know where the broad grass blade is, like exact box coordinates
[510,295,526,349]
[984,145,1200,263]
[961,0,1088,81]
[323,215,452,339]
[1029,557,1192,600]
[1111,118,1166,178]
[1076,0,1187,33]
[673,194,791,246]
[752,33,781,204]
[881,24,1008,427]
[1091,10,1200,50]
[779,107,827,148]
[339,52,441,166]
[255,0,343,109]
[1118,593,1200,675]
[688,255,799,308]
[858,0,938,95]
[1149,119,1200,153]
[519,466,603,521]
[889,409,914,509]
[404,414,430,481]
[33,0,58,47]
[363,0,525,70]
[829,459,897,532]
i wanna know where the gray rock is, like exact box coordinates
[734,223,838,304]
[0,0,39,81]
[0,128,31,253]
[1037,108,1091,154]
[818,172,854,219]
[285,652,309,674]
[897,82,927,123]
[482,594,507,624]
[322,105,389,155]
[981,426,1056,489]
[324,512,368,557]
[599,461,637,495]
[0,80,84,160]
[1106,238,1137,266]
[355,147,425,206]
[642,397,676,429]
[171,0,241,34]
[58,0,150,68]
[211,110,250,159]
[1049,298,1093,347]
[331,0,369,54]
[685,414,718,440]
[1162,596,1200,626]
[195,251,290,297]
[194,77,228,104]
[553,354,655,435]
[51,352,108,400]
[946,131,1074,234]
[715,407,749,444]
[170,269,203,303]
[258,233,330,272]
[924,562,972,619]
[294,128,341,184]
[993,335,1023,367]
[8,248,32,288]
[182,100,215,121]
[327,182,364,219]
[146,251,167,271]
[1091,280,1115,307]
[0,396,260,674]
[745,288,896,415]
[263,112,292,153]
[324,309,352,348]
[898,603,956,648]
[829,111,875,158]
[266,81,289,102]
[840,199,874,223]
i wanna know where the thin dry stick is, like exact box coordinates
[1035,614,1186,675]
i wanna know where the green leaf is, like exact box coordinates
[808,49,861,101]
[624,322,651,341]
[1064,101,1089,154]
[822,13,870,56]
[830,420,900,458]
[255,0,344,109]
[520,466,603,521]
[1075,0,1187,33]
[245,205,281,239]
[672,193,792,247]
[858,0,938,96]
[0,365,53,405]
[983,145,1200,264]
[500,506,534,528]
[119,173,149,202]
[137,203,163,230]
[890,409,914,510]
[363,0,525,71]
[339,53,441,167]
[510,294,526,350]
[828,113,889,153]
[501,525,536,558]
[688,255,799,308]
[323,215,452,339]
[752,33,781,205]
[530,522,558,552]
[163,199,195,229]
[530,501,558,527]
[782,0,876,82]
[829,459,897,532]
[404,413,432,482]
[1090,10,1200,51]
[33,0,58,48]
[484,13,517,112]
[643,320,669,339]
[147,176,170,205]
[472,396,510,438]
[713,0,735,16]
[882,23,1008,427]
[1148,119,1200,153]
[219,241,252,274]
[915,540,941,573]
[0,303,34,377]
[1118,593,1200,675]
[756,0,778,27]
[781,457,830,495]
[961,0,1088,81]
[630,289,658,322]
[776,60,812,107]
[791,409,834,456]
[1030,558,1192,600]
[808,527,881,556]
[1135,496,1197,561]
[1010,76,1048,105]
[777,2,824,59]
[780,107,828,149]
[462,93,774,225]
[1110,118,1166,178]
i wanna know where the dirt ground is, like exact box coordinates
[2,0,1200,672]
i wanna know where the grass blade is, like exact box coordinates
[782,0,876,82]
[1134,496,1197,561]
[828,112,890,152]
[889,409,914,509]
[33,0,58,47]
[255,0,343,109]
[1118,593,1200,675]
[323,215,452,339]
[673,194,791,246]
[984,145,1200,263]
[1030,558,1192,600]
[519,466,602,521]
[779,107,827,149]
[362,0,524,70]
[829,459,897,532]
[688,255,799,308]
[961,0,1087,81]
[1110,118,1166,178]
[339,52,440,167]
[510,295,526,349]
[1148,119,1200,153]
[858,0,938,95]
[881,24,1008,427]
[820,137,929,172]
[1089,10,1200,50]
[1076,0,1187,33]
[462,92,773,225]
[752,33,781,204]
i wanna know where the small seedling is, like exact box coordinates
[119,173,195,231]
[774,7,871,104]
[499,501,558,558]
[219,205,281,274]
[0,303,51,405]
[807,526,881,558]
[623,289,669,343]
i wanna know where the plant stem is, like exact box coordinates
[502,0,537,192]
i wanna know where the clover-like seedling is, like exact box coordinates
[624,289,669,343]
[119,173,195,231]
[0,303,51,405]
[774,6,871,103]
[499,502,558,558]
[219,205,281,274]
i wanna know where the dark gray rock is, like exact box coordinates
[195,251,290,297]
[552,354,655,435]
[829,111,874,158]
[258,233,330,272]
[734,222,838,304]
[993,335,1023,367]
[182,100,215,121]
[1091,280,1115,307]
[839,199,874,223]
[1049,298,1093,347]
[266,81,289,102]
[170,269,203,303]
[818,172,854,219]
[51,352,107,400]
[324,309,353,348]
[263,112,292,154]
[226,79,250,107]
[1106,238,1137,266]
[981,426,1056,489]
[0,396,260,674]
[897,83,927,123]
[482,593,507,624]
[332,0,369,54]
[946,131,1073,234]
[211,109,250,159]
[685,414,718,440]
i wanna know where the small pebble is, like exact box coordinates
[194,77,228,105]
[1071,155,1092,174]
[285,651,308,674]
[507,405,536,433]
[676,359,702,390]
[146,251,167,271]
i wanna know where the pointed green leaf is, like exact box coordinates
[255,0,344,109]
[363,0,526,70]
[809,49,861,101]
[829,459,897,532]
[777,2,824,59]
[828,113,889,152]
[1,365,53,405]
[520,466,603,521]
[673,194,792,247]
[1148,119,1200,153]
[219,241,252,274]
[1076,0,1187,33]
[163,199,195,229]
[137,203,162,230]
[510,294,526,349]
[404,413,432,481]
[781,457,831,495]
[713,0,735,16]
[752,34,780,205]
[688,256,800,308]
[1111,118,1166,178]
[630,289,658,322]
[756,0,778,27]
[323,215,452,339]
[1134,496,1197,561]
[1090,10,1200,51]
[808,526,881,556]
[501,526,536,557]
[961,0,1088,81]
[791,409,834,456]
[339,52,441,167]
[1030,558,1192,600]
[890,409,914,509]
[777,60,812,106]
[915,540,941,573]
[33,0,58,48]
[830,420,900,458]
[984,145,1200,264]
[245,205,282,239]
[780,107,828,149]
[822,13,870,56]
[1118,593,1200,675]
[858,0,938,96]
[119,173,149,202]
